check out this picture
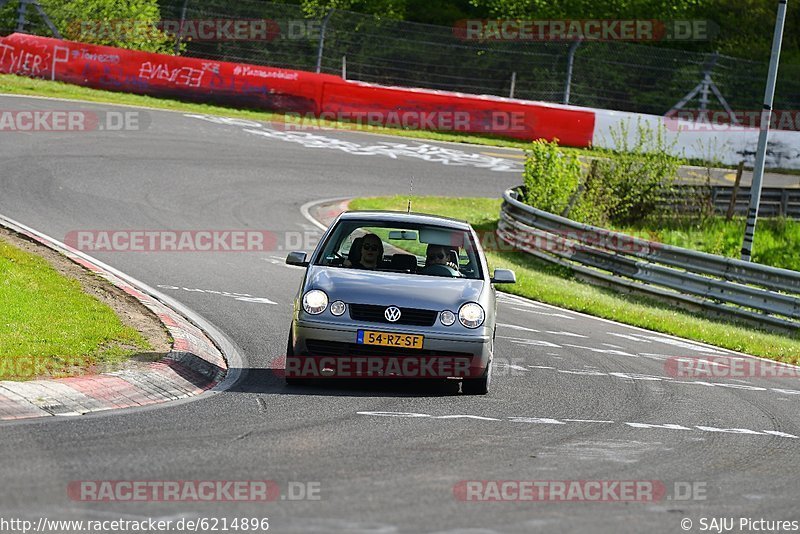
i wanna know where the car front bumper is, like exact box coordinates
[289,319,492,379]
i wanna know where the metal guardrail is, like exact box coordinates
[499,187,800,332]
[663,185,800,219]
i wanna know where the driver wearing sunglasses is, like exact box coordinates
[348,233,384,270]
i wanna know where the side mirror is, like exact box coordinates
[286,251,309,267]
[491,268,516,284]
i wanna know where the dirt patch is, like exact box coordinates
[0,227,172,367]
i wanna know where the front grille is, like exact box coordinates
[304,339,473,360]
[349,303,438,327]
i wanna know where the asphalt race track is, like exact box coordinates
[1,95,799,534]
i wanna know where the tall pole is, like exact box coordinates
[16,0,28,32]
[741,0,787,262]
[174,0,189,55]
[563,39,580,105]
[315,9,334,74]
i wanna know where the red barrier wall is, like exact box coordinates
[0,33,333,114]
[320,80,595,145]
[0,33,595,146]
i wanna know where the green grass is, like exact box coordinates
[350,196,800,363]
[616,215,800,271]
[0,237,150,380]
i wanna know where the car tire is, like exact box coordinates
[284,328,307,386]
[462,359,491,395]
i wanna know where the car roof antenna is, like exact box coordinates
[407,177,413,213]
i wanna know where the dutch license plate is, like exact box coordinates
[357,330,424,349]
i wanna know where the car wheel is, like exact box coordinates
[284,328,307,386]
[462,359,491,395]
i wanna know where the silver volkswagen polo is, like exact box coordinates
[285,211,515,394]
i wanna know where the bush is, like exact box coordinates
[575,119,685,226]
[522,139,583,215]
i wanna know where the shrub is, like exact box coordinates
[522,139,583,215]
[577,119,685,226]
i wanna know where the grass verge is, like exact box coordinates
[349,195,800,363]
[0,236,150,380]
[617,215,800,271]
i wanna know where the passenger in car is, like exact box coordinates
[425,244,459,270]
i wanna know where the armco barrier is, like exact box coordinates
[0,33,595,144]
[499,187,800,332]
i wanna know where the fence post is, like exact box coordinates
[727,161,745,220]
[342,55,347,79]
[315,8,334,74]
[16,0,28,32]
[563,40,581,105]
[509,72,516,98]
[174,0,190,55]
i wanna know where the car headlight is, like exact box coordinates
[330,300,346,316]
[302,290,328,315]
[458,302,485,329]
[440,310,456,326]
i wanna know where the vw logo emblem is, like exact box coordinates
[385,306,402,322]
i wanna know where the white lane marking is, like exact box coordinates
[557,369,607,376]
[547,331,588,338]
[609,333,651,343]
[637,353,675,360]
[564,344,637,357]
[237,125,523,172]
[511,307,575,319]
[497,323,540,333]
[564,419,615,423]
[639,334,728,354]
[502,337,561,348]
[497,295,545,309]
[517,364,800,398]
[156,285,277,304]
[602,343,624,349]
[356,412,799,439]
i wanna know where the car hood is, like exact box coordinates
[306,266,485,309]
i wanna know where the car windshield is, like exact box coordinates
[314,220,483,279]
